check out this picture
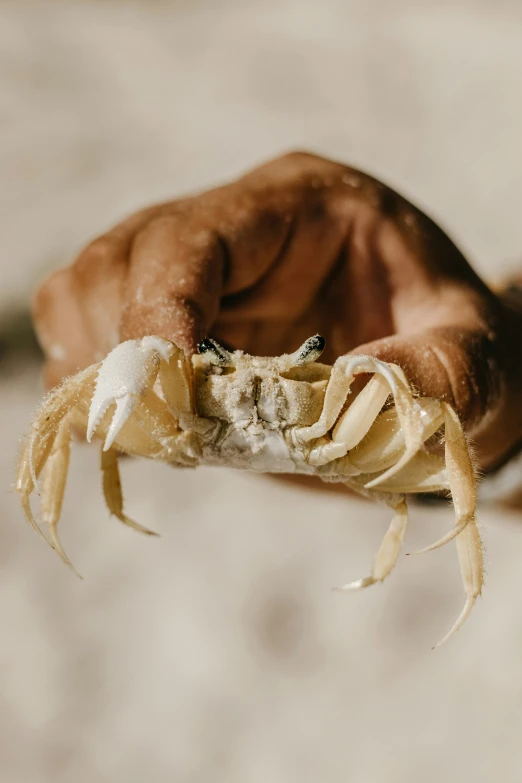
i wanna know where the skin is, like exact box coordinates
[32,151,522,470]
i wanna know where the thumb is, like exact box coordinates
[354,327,500,429]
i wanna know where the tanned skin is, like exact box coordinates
[32,152,522,471]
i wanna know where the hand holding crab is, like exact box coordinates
[20,152,522,645]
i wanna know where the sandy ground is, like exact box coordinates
[2,1,522,781]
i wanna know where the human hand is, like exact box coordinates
[32,152,522,469]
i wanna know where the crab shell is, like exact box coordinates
[16,335,483,647]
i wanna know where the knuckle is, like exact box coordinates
[277,150,324,166]
[251,150,337,185]
[133,213,186,246]
[373,183,401,218]
[352,178,402,220]
[73,235,124,280]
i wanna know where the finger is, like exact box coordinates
[33,209,155,387]
[68,208,162,353]
[32,267,96,386]
[118,182,309,351]
[119,152,371,354]
[119,211,227,353]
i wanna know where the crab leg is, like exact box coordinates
[409,404,479,558]
[101,448,158,536]
[358,451,449,495]
[39,416,78,572]
[299,356,424,483]
[72,396,167,459]
[158,345,193,416]
[133,391,180,441]
[27,371,95,487]
[308,374,391,465]
[128,392,199,466]
[16,365,99,538]
[320,401,444,481]
[17,429,59,540]
[294,356,394,444]
[361,363,424,486]
[293,365,352,446]
[432,403,483,647]
[160,349,213,436]
[335,497,408,590]
[351,399,444,475]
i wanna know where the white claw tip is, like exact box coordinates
[140,336,175,363]
[103,395,137,451]
[333,576,377,591]
[432,596,477,649]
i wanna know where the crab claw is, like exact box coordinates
[87,337,175,451]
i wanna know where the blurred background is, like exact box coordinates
[2,1,522,781]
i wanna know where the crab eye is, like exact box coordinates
[197,338,234,367]
[290,335,326,366]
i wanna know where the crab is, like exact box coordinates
[16,334,483,646]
